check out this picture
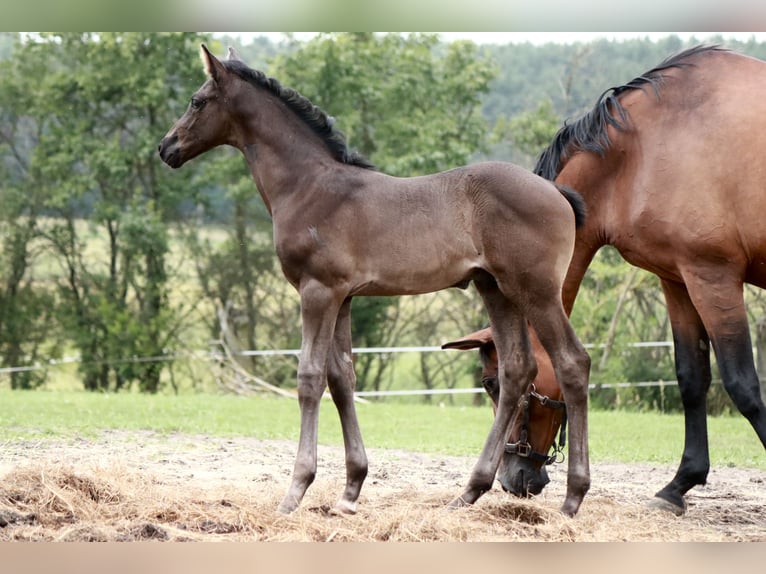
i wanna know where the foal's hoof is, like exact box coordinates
[447,496,470,510]
[646,496,686,516]
[277,498,299,515]
[559,499,582,518]
[332,499,358,515]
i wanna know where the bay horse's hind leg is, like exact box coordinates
[450,274,537,507]
[278,282,343,514]
[651,279,712,514]
[326,298,368,514]
[524,291,591,517]
[654,273,766,514]
[683,274,766,470]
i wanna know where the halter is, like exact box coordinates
[502,383,567,466]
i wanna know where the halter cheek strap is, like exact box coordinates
[504,383,567,466]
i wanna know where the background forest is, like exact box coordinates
[2,32,766,412]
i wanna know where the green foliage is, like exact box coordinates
[3,33,766,408]
[0,34,62,389]
[272,33,496,176]
[493,98,561,165]
[1,33,210,392]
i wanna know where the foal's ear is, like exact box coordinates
[200,43,227,82]
[227,46,243,62]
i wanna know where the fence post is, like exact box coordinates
[756,315,766,404]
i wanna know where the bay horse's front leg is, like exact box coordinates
[326,297,368,514]
[277,282,343,514]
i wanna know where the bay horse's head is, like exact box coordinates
[159,44,243,169]
[442,326,566,497]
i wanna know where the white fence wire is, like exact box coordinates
[0,341,681,396]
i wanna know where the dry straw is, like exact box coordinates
[0,462,762,541]
[0,434,764,541]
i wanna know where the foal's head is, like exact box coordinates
[442,327,566,497]
[159,44,244,169]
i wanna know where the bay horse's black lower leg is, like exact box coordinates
[654,280,712,513]
[713,326,766,445]
[654,328,712,511]
[657,278,766,513]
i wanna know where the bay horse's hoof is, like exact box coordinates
[646,495,686,516]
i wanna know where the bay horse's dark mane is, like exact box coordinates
[222,59,376,170]
[534,44,729,180]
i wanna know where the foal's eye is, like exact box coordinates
[190,97,205,110]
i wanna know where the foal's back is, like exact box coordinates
[290,160,577,298]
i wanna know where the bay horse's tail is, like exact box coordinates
[555,184,587,228]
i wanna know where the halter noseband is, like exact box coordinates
[502,383,567,466]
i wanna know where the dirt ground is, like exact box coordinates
[0,430,764,541]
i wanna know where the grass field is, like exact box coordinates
[1,389,763,469]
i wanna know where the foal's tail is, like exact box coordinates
[555,184,587,228]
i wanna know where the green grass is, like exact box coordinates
[0,390,763,469]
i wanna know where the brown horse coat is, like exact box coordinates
[159,46,591,516]
[471,45,766,514]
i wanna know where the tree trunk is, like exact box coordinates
[598,267,639,372]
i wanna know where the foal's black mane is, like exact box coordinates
[222,59,375,170]
[534,44,729,180]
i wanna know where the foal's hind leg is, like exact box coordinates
[450,276,537,507]
[278,281,343,514]
[525,294,591,517]
[326,298,368,514]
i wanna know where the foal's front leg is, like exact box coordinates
[277,282,343,514]
[326,298,368,514]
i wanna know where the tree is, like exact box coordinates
[0,34,63,388]
[7,32,209,392]
[492,98,562,167]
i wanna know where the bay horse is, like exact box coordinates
[469,45,766,515]
[442,326,566,496]
[158,45,591,517]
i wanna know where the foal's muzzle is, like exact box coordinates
[158,134,183,169]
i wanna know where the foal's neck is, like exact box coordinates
[235,91,342,217]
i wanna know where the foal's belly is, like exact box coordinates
[352,260,480,297]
